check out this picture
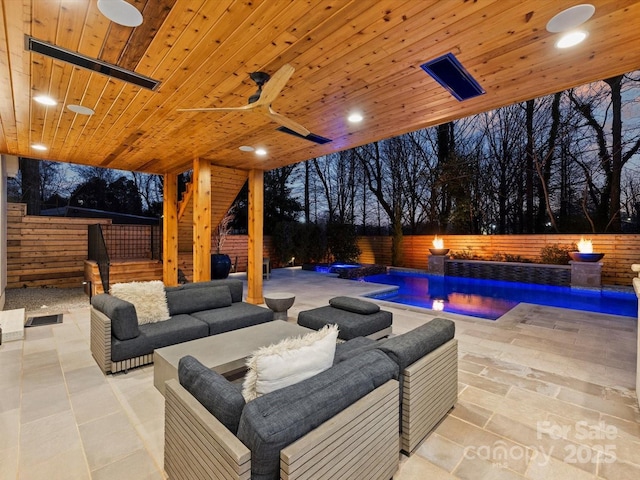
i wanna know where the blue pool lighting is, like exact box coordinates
[362,271,637,320]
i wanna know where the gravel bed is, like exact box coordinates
[3,287,91,315]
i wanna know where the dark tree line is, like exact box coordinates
[271,71,640,264]
[8,162,163,217]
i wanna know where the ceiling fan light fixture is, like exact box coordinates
[34,95,57,106]
[31,143,47,151]
[97,0,143,27]
[546,4,595,33]
[556,30,588,48]
[67,104,95,115]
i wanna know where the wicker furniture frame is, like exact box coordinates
[164,378,399,480]
[401,338,458,454]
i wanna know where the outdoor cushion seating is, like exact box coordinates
[165,349,400,480]
[334,317,458,454]
[90,279,274,374]
[297,296,393,340]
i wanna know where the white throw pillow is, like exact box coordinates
[110,280,170,325]
[242,324,339,401]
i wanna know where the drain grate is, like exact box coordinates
[25,314,63,327]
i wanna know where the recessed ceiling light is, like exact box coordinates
[556,30,588,48]
[546,4,595,33]
[348,112,363,123]
[32,144,47,151]
[97,0,143,27]
[67,104,95,115]
[239,145,255,152]
[255,148,267,156]
[34,95,57,106]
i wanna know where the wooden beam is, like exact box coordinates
[193,158,211,282]
[163,172,178,286]
[246,169,264,304]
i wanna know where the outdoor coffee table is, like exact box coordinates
[153,320,312,395]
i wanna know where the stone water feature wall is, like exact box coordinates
[445,259,571,286]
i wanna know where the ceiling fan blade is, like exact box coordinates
[267,107,310,137]
[177,104,254,112]
[254,64,295,106]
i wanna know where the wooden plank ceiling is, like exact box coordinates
[1,0,639,175]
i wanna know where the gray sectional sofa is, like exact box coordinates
[90,279,274,374]
[163,317,457,480]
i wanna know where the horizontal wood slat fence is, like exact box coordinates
[6,203,278,289]
[6,203,110,288]
[7,202,639,288]
[358,234,640,287]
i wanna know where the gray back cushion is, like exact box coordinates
[178,355,245,434]
[378,317,455,371]
[333,336,377,364]
[166,285,232,316]
[329,296,380,314]
[91,294,139,340]
[182,279,243,303]
[237,349,398,480]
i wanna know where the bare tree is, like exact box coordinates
[18,157,41,214]
[569,74,640,232]
[478,106,527,233]
[353,141,406,265]
[131,172,163,215]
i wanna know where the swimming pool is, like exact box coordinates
[362,271,638,320]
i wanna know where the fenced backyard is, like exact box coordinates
[358,234,640,286]
[6,203,640,288]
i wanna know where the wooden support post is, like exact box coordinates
[193,158,211,282]
[163,173,179,286]
[246,169,264,304]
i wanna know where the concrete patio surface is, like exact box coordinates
[1,267,639,479]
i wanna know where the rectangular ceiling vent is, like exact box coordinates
[276,126,332,144]
[420,53,484,101]
[25,35,160,91]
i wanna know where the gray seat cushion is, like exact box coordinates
[110,314,209,362]
[297,305,392,340]
[166,285,232,316]
[236,349,398,480]
[191,302,273,336]
[91,294,139,341]
[377,317,455,372]
[329,296,380,314]
[178,355,245,434]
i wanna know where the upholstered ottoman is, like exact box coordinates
[297,296,392,340]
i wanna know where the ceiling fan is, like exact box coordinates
[177,64,311,137]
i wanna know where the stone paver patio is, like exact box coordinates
[1,267,638,479]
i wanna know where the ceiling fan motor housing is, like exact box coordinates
[248,71,270,103]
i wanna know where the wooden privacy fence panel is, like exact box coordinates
[6,203,110,288]
[357,234,640,287]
